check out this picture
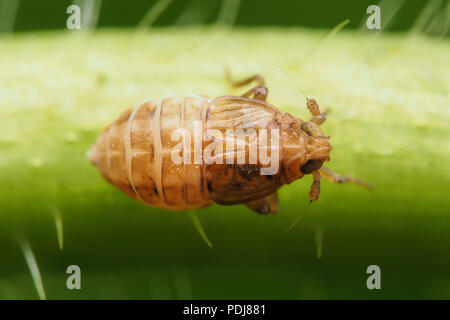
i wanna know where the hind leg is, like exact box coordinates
[245,192,279,215]
[225,67,265,87]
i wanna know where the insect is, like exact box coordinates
[89,72,369,214]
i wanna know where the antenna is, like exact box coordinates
[274,64,309,100]
[286,201,312,232]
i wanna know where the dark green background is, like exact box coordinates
[8,0,434,32]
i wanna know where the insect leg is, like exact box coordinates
[225,68,268,100]
[309,171,321,201]
[225,67,265,87]
[319,167,372,189]
[240,85,268,101]
[306,98,327,126]
[245,192,279,215]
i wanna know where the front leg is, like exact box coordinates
[300,98,327,137]
[306,98,327,126]
[309,171,321,201]
[319,167,372,189]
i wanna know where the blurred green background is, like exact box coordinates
[3,0,448,34]
[0,0,449,299]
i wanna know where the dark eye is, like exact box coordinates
[300,159,324,174]
[301,122,314,136]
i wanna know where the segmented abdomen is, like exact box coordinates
[89,96,212,210]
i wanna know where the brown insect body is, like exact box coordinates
[89,93,332,214]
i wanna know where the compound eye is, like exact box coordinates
[301,122,314,136]
[300,159,324,174]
